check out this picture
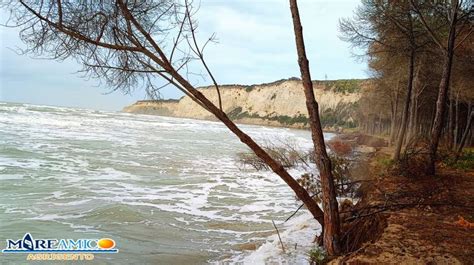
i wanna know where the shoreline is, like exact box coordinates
[122,110,349,134]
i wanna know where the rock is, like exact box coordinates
[355,145,376,154]
[234,242,258,251]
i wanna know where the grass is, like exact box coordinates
[445,149,474,171]
[377,156,394,167]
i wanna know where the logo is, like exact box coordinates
[2,233,118,261]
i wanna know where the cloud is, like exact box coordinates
[186,0,366,86]
[0,1,367,110]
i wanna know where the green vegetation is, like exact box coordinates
[136,99,179,103]
[245,86,254,92]
[272,114,308,126]
[444,149,474,171]
[227,107,309,126]
[227,107,243,119]
[308,247,327,265]
[320,102,358,128]
[238,141,357,202]
[237,142,310,170]
[322,79,363,94]
[227,107,260,120]
[227,102,360,128]
[376,156,394,168]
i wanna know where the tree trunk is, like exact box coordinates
[161,68,326,225]
[427,43,455,175]
[389,111,396,145]
[393,50,415,161]
[407,87,416,142]
[448,95,454,150]
[378,115,382,134]
[455,104,473,161]
[454,92,460,150]
[427,8,457,175]
[413,93,419,138]
[389,82,400,146]
[289,0,341,255]
[407,66,421,142]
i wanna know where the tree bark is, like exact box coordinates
[289,0,341,255]
[407,86,416,142]
[454,92,460,150]
[407,66,422,142]
[455,104,473,161]
[448,95,454,150]
[389,78,401,146]
[427,8,458,175]
[393,50,415,161]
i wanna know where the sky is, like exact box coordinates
[0,0,367,111]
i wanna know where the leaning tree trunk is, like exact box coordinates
[428,19,457,175]
[289,0,341,255]
[426,0,460,175]
[428,56,454,175]
[115,4,328,225]
[167,70,326,225]
[393,50,415,161]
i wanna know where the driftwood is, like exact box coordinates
[272,220,286,254]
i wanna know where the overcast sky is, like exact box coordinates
[0,0,367,111]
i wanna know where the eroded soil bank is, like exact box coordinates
[331,141,474,264]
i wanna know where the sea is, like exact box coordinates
[0,102,331,264]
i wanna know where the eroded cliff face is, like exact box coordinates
[123,78,369,129]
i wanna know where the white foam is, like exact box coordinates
[230,212,322,264]
[1,102,339,261]
[26,213,87,221]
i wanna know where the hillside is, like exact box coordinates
[123,78,372,129]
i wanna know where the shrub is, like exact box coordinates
[308,247,327,265]
[271,114,309,126]
[319,102,358,129]
[442,149,474,171]
[297,173,322,203]
[237,140,357,200]
[395,137,431,177]
[330,79,362,93]
[327,139,352,156]
[297,151,357,197]
[237,141,310,170]
[330,154,356,196]
[227,107,243,119]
